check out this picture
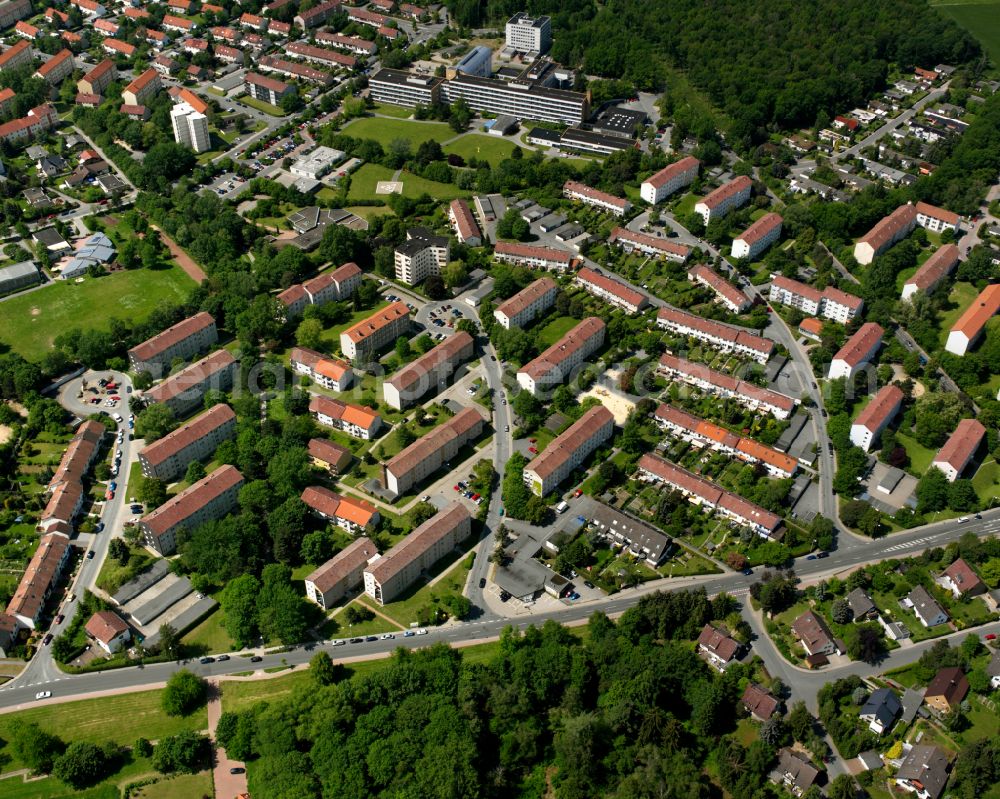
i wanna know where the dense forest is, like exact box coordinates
[444,0,978,140]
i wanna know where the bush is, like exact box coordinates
[161,670,208,717]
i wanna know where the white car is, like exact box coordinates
[415,628,428,635]
[35,690,51,700]
[381,633,395,640]
[113,414,123,423]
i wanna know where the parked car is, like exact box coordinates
[230,767,245,775]
[35,690,51,700]
[217,655,230,662]
[415,628,428,635]
[43,633,53,645]
[403,630,415,637]
[479,578,486,588]
[54,614,64,624]
[250,655,263,662]
[200,657,215,664]
[349,637,363,644]
[86,551,94,559]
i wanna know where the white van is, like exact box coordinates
[555,501,569,514]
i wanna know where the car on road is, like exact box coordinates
[816,551,829,558]
[113,413,123,423]
[250,655,263,662]
[490,355,496,361]
[86,551,94,559]
[365,635,378,642]
[479,578,486,588]
[94,521,104,532]
[568,592,580,601]
[43,633,53,645]
[528,447,537,454]
[583,581,595,589]
[35,691,51,700]
[217,655,230,662]
[985,633,997,640]
[349,637,364,644]
[420,495,430,502]
[504,425,509,432]
[381,633,394,640]
[454,485,461,491]
[200,657,215,664]
[742,568,753,575]
[821,409,828,417]
[230,767,245,774]
[415,628,427,635]
[958,516,970,524]
[403,630,415,637]
[105,490,114,500]
[54,614,64,624]
[807,554,817,560]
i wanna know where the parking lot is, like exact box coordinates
[206,172,248,200]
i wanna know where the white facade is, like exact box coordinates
[731,214,782,260]
[170,102,210,153]
[394,232,450,286]
[639,157,700,204]
[493,277,557,329]
[694,177,752,224]
[505,12,551,56]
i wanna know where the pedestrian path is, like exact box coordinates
[207,680,248,799]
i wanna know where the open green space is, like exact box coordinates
[0,267,195,362]
[445,134,520,166]
[971,458,1000,504]
[935,3,1000,67]
[535,316,580,348]
[896,430,937,475]
[221,670,313,713]
[0,756,159,799]
[128,771,214,799]
[325,603,401,638]
[369,104,416,119]
[236,95,286,116]
[366,551,473,628]
[392,171,469,201]
[341,117,454,147]
[180,608,235,655]
[346,163,395,202]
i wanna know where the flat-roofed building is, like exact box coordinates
[608,227,691,262]
[931,418,985,481]
[563,180,630,216]
[854,205,918,265]
[945,284,1000,356]
[290,347,354,392]
[140,465,244,555]
[138,404,237,481]
[383,407,484,496]
[523,406,614,495]
[656,307,774,363]
[494,240,572,271]
[128,312,218,377]
[305,536,377,608]
[369,68,442,107]
[493,277,557,329]
[688,264,752,313]
[574,267,648,314]
[340,301,410,360]
[171,101,210,153]
[915,201,960,234]
[505,11,550,57]
[384,331,474,410]
[640,156,699,204]
[828,322,884,380]
[517,317,606,396]
[694,176,752,224]
[732,213,782,260]
[850,384,903,451]
[394,228,449,286]
[301,485,379,534]
[143,349,237,417]
[309,395,381,439]
[364,503,471,604]
[657,354,796,419]
[308,437,352,474]
[901,244,959,300]
[448,199,482,246]
[0,260,39,294]
[768,275,864,323]
[638,453,782,537]
[441,72,588,126]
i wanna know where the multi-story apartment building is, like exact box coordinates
[494,241,573,271]
[523,406,614,496]
[441,72,588,125]
[607,227,691,263]
[694,176,752,224]
[138,404,236,481]
[932,418,985,482]
[170,101,210,153]
[828,322,884,380]
[364,503,471,604]
[304,536,377,609]
[657,354,796,419]
[383,407,485,496]
[768,275,864,323]
[656,307,774,363]
[732,213,783,260]
[368,68,443,107]
[280,262,363,319]
[639,156,700,204]
[505,12,551,57]
[102,38,136,58]
[301,485,380,534]
[122,68,160,106]
[850,384,903,451]
[394,228,450,286]
[34,49,74,85]
[293,0,339,28]
[915,201,960,234]
[654,404,797,478]
[0,0,32,30]
[853,205,917,265]
[340,301,410,360]
[562,181,630,216]
[316,31,376,55]
[245,71,295,105]
[945,284,1000,356]
[258,56,332,86]
[290,347,354,392]
[688,264,752,313]
[448,199,482,246]
[0,103,56,145]
[77,58,116,96]
[493,277,557,329]
[308,437,352,474]
[901,244,959,300]
[384,331,474,410]
[140,465,244,555]
[517,317,606,395]
[39,420,105,532]
[143,349,238,417]
[309,395,381,439]
[0,40,31,73]
[574,267,648,314]
[128,312,218,377]
[5,533,72,629]
[286,41,356,69]
[638,454,782,538]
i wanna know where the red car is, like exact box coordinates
[986,633,997,640]
[574,489,583,498]
[528,446,537,454]
[471,493,480,501]
[454,485,460,491]
[105,490,114,500]
[110,395,121,401]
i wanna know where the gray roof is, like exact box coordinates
[847,587,876,619]
[860,687,901,728]
[33,227,68,247]
[112,559,170,605]
[900,688,924,723]
[0,260,39,282]
[858,751,883,771]
[896,745,950,799]
[987,650,1000,679]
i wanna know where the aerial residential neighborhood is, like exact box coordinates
[0,0,998,797]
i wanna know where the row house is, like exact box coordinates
[294,0,340,28]
[562,180,630,216]
[102,39,136,58]
[215,44,243,64]
[238,12,268,31]
[638,454,782,537]
[574,267,648,314]
[301,485,380,534]
[70,0,105,15]
[5,533,72,629]
[142,349,238,417]
[14,20,38,39]
[138,403,237,481]
[340,301,410,359]
[346,6,388,27]
[162,14,196,34]
[768,275,864,323]
[309,395,381,439]
[731,213,782,261]
[384,331,474,410]
[656,306,774,363]
[688,264,752,313]
[308,437,352,474]
[607,227,691,263]
[289,347,354,392]
[286,41,357,69]
[516,317,606,396]
[656,353,796,419]
[493,276,557,329]
[93,18,118,36]
[383,408,484,496]
[828,322,884,380]
[640,156,699,204]
[901,243,959,300]
[915,201,960,234]
[258,56,332,86]
[209,26,241,44]
[494,240,572,271]
[523,406,614,496]
[694,176,752,224]
[850,384,903,451]
[316,31,376,55]
[181,38,209,56]
[128,311,217,377]
[304,537,377,609]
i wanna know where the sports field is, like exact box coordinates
[341,117,455,146]
[934,2,1000,66]
[0,266,195,362]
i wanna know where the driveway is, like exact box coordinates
[207,682,248,799]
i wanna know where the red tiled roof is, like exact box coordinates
[643,156,700,189]
[519,317,606,381]
[657,306,773,356]
[608,227,691,258]
[563,180,629,211]
[35,49,73,77]
[658,353,795,412]
[141,465,243,538]
[934,418,985,472]
[495,277,557,321]
[832,322,883,368]
[905,244,959,293]
[698,176,752,209]
[950,284,1000,343]
[525,406,613,480]
[577,267,647,309]
[689,264,752,309]
[139,404,235,467]
[366,503,469,583]
[306,536,376,592]
[85,610,128,644]
[858,205,917,251]
[697,623,740,661]
[495,240,572,264]
[301,485,378,528]
[449,199,481,241]
[942,557,984,593]
[144,349,236,404]
[854,384,903,433]
[129,312,215,364]
[735,212,782,246]
[307,437,351,468]
[341,301,409,345]
[245,71,290,92]
[388,331,473,393]
[915,201,959,226]
[385,407,484,478]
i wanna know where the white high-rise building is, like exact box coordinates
[170,102,210,153]
[505,12,551,57]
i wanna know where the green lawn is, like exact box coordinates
[394,171,468,201]
[0,267,195,361]
[341,117,454,147]
[369,104,416,119]
[896,430,937,475]
[221,671,313,713]
[129,772,214,799]
[346,163,395,202]
[445,134,520,166]
[368,552,473,628]
[236,95,286,116]
[535,316,581,347]
[938,282,980,348]
[971,458,1000,504]
[935,3,1000,66]
[326,603,401,638]
[180,608,235,655]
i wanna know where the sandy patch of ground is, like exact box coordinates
[577,384,636,425]
[0,425,12,445]
[890,364,925,397]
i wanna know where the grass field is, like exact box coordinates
[445,134,520,166]
[342,117,454,147]
[536,316,581,347]
[346,163,466,202]
[345,163,395,202]
[0,267,195,361]
[236,95,286,116]
[935,3,1000,67]
[369,104,416,119]
[129,772,214,799]
[896,430,937,475]
[181,608,235,655]
[971,458,1000,504]
[369,552,473,628]
[326,604,401,638]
